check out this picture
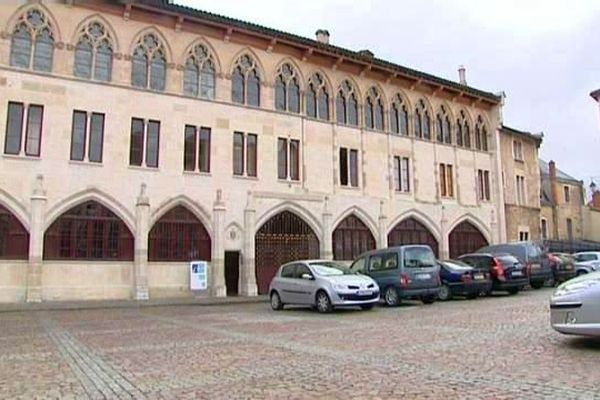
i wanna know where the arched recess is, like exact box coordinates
[388,216,439,257]
[227,47,266,80]
[0,188,30,232]
[148,205,211,262]
[150,195,213,238]
[44,200,134,260]
[6,2,63,43]
[70,13,120,53]
[273,57,306,88]
[332,213,376,261]
[255,210,320,295]
[447,217,490,259]
[0,203,29,260]
[179,37,222,74]
[128,26,172,62]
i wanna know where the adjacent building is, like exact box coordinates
[0,0,506,303]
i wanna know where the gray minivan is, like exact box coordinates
[350,245,441,306]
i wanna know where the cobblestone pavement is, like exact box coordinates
[1,288,599,399]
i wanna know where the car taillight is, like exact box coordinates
[461,272,472,283]
[492,257,505,280]
[400,273,410,287]
[525,263,532,275]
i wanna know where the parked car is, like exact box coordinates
[458,253,528,295]
[437,259,492,301]
[547,252,577,285]
[269,260,380,313]
[573,252,600,275]
[550,271,600,337]
[475,242,552,289]
[350,245,440,306]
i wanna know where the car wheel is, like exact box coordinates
[315,291,333,313]
[530,281,544,290]
[360,304,374,311]
[576,270,588,277]
[507,287,519,295]
[437,285,452,301]
[384,287,400,307]
[270,291,284,310]
[421,295,436,305]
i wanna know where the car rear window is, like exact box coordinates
[496,255,519,266]
[404,247,436,268]
[576,254,598,262]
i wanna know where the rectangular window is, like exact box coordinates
[513,140,523,161]
[519,231,529,241]
[477,169,491,201]
[290,139,299,181]
[71,111,104,163]
[516,175,526,205]
[145,120,160,168]
[129,118,144,166]
[247,133,257,177]
[184,125,211,173]
[349,149,358,187]
[277,138,287,180]
[541,219,548,240]
[24,105,43,156]
[232,132,257,177]
[440,163,454,198]
[278,138,300,181]
[566,218,573,241]
[70,110,87,161]
[233,132,244,175]
[339,147,348,186]
[184,125,197,171]
[393,156,410,192]
[89,113,104,163]
[198,127,211,173]
[484,170,490,200]
[129,118,159,168]
[564,186,570,203]
[4,102,24,155]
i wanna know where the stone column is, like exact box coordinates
[378,200,388,249]
[240,192,258,296]
[321,196,333,259]
[211,189,227,297]
[133,183,150,300]
[440,205,449,259]
[26,175,47,303]
[490,209,498,244]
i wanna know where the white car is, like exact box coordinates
[550,271,600,337]
[573,252,600,275]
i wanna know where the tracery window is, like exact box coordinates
[231,54,260,106]
[305,73,329,120]
[10,8,55,72]
[414,99,431,139]
[364,87,385,131]
[475,115,488,151]
[336,80,358,126]
[74,21,113,81]
[131,32,166,91]
[436,105,452,144]
[275,63,300,113]
[456,110,471,148]
[390,94,409,136]
[183,43,215,99]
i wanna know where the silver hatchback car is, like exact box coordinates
[269,260,380,313]
[550,271,600,337]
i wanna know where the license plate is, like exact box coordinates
[474,273,485,280]
[566,265,573,270]
[530,264,540,270]
[415,273,430,280]
[512,271,523,277]
[357,290,372,296]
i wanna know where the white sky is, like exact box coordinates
[176,0,600,187]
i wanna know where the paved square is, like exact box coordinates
[1,289,599,399]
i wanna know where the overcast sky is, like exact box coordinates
[177,0,600,187]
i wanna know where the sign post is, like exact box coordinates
[190,261,208,291]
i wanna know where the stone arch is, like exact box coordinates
[365,82,388,107]
[332,206,378,244]
[150,195,213,239]
[227,47,266,79]
[44,187,135,235]
[387,213,440,257]
[255,201,322,240]
[0,188,30,232]
[6,2,62,43]
[129,26,172,62]
[391,89,413,112]
[305,68,334,96]
[335,76,363,104]
[179,37,222,74]
[447,213,492,244]
[0,191,30,260]
[273,57,306,88]
[447,215,491,259]
[387,209,442,242]
[70,13,120,53]
[332,208,378,261]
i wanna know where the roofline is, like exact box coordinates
[500,124,543,145]
[122,0,502,105]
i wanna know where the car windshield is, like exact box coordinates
[309,262,354,276]
[496,255,520,266]
[441,260,472,271]
[404,247,436,268]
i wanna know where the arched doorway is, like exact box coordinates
[0,204,29,260]
[255,211,319,294]
[44,201,133,260]
[333,214,376,260]
[387,217,439,257]
[148,205,211,261]
[448,220,488,259]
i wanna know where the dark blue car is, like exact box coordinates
[437,260,491,301]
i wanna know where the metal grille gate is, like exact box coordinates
[448,221,488,259]
[387,217,439,257]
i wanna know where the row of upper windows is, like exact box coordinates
[6,7,491,151]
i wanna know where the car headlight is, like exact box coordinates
[333,283,346,291]
[554,279,600,297]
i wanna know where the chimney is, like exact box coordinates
[315,29,330,44]
[592,191,600,210]
[458,65,467,85]
[548,160,560,239]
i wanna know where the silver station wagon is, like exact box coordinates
[550,271,600,337]
[268,260,380,313]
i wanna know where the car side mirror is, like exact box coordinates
[301,273,314,280]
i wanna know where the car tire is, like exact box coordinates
[315,291,333,313]
[270,291,284,311]
[576,270,588,277]
[507,287,519,295]
[383,287,400,307]
[360,304,374,311]
[421,295,436,305]
[530,281,544,290]
[438,285,452,301]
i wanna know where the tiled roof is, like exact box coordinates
[500,125,543,145]
[136,0,501,104]
[539,160,580,183]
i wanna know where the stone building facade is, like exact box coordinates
[498,125,542,242]
[0,0,505,303]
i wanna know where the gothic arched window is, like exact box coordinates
[475,115,489,151]
[390,94,409,136]
[336,80,358,126]
[414,99,431,139]
[10,8,55,72]
[457,110,471,148]
[183,43,215,99]
[74,21,113,82]
[365,87,385,131]
[131,32,166,91]
[231,54,260,106]
[306,73,329,121]
[275,63,300,113]
[436,105,452,144]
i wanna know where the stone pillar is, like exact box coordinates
[440,205,449,259]
[322,196,333,259]
[26,175,47,303]
[378,200,388,249]
[490,208,498,244]
[240,192,258,296]
[211,189,227,297]
[133,183,150,300]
